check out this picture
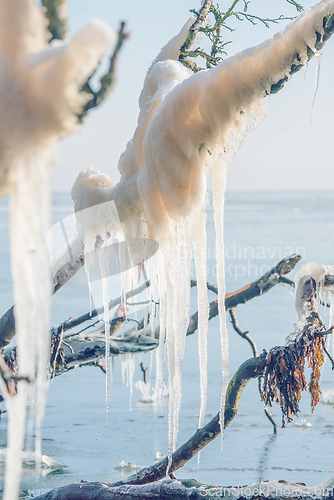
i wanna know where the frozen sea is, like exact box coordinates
[0,190,334,497]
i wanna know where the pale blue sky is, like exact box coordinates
[51,0,334,192]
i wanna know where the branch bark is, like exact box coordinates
[187,253,300,337]
[30,264,334,499]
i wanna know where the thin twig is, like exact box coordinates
[229,308,277,433]
[79,22,129,120]
[61,280,151,336]
[323,337,334,369]
[187,254,301,337]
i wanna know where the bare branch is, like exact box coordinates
[229,307,257,357]
[41,0,68,41]
[323,337,334,369]
[187,254,301,336]
[229,308,277,433]
[79,22,129,120]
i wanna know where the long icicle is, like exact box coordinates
[172,218,192,453]
[98,243,111,417]
[212,165,229,454]
[5,151,52,500]
[193,209,209,431]
[154,250,167,412]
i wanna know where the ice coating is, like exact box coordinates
[0,2,114,498]
[118,17,195,181]
[72,0,334,462]
[294,262,334,337]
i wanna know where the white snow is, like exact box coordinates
[294,262,334,337]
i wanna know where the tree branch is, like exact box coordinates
[187,253,300,337]
[42,0,68,41]
[79,22,129,121]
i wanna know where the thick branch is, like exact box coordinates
[187,253,300,336]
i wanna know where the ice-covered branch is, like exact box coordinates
[262,264,334,426]
[30,475,334,500]
[229,308,257,357]
[4,0,332,350]
[0,3,116,496]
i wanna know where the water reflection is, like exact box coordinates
[258,433,277,482]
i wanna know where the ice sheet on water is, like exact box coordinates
[293,419,312,428]
[0,449,66,476]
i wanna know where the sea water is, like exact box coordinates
[0,190,334,497]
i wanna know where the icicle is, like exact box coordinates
[4,151,52,500]
[192,208,209,431]
[154,251,167,413]
[98,242,111,416]
[121,354,128,385]
[310,51,322,121]
[165,241,177,467]
[212,166,229,455]
[129,353,136,411]
[164,218,193,470]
